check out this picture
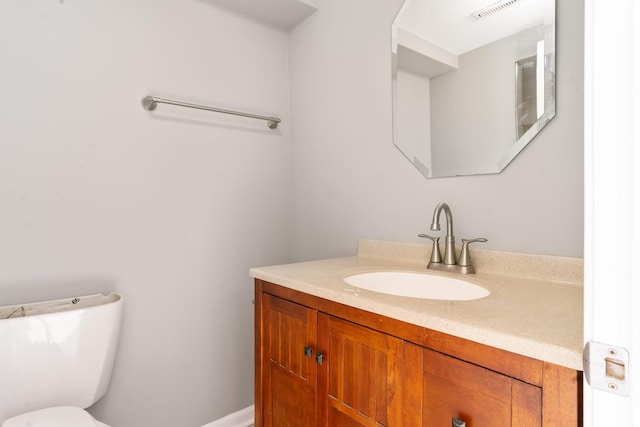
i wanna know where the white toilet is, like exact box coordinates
[0,293,123,427]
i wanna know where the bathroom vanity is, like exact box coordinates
[252,240,583,426]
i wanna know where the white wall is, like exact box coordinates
[0,1,290,426]
[289,0,584,260]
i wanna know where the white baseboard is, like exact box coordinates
[201,405,254,427]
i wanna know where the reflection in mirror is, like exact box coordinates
[392,0,556,178]
[516,55,539,139]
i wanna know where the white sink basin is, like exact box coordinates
[343,271,489,301]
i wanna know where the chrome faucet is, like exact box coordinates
[418,202,487,274]
[430,202,456,265]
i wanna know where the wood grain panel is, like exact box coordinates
[261,294,317,427]
[425,331,543,386]
[328,400,381,427]
[268,295,313,378]
[270,364,316,427]
[423,347,513,427]
[512,380,542,427]
[542,362,582,427]
[318,314,403,427]
[402,342,424,426]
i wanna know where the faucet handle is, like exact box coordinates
[459,238,488,267]
[418,234,442,264]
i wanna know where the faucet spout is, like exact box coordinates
[430,202,456,265]
[430,202,454,237]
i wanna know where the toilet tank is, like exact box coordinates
[0,293,123,422]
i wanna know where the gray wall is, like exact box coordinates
[0,1,290,426]
[288,0,583,260]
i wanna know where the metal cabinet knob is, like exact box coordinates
[316,353,324,365]
[304,346,313,358]
[452,417,466,427]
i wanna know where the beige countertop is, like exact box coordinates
[250,239,584,371]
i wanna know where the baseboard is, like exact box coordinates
[201,405,254,427]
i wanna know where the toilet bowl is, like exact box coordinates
[0,293,123,427]
[2,407,110,427]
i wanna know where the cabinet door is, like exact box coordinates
[261,294,317,427]
[405,343,541,427]
[317,314,404,427]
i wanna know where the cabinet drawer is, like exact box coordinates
[404,342,541,426]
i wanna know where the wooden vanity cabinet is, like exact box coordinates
[258,292,403,426]
[255,279,582,427]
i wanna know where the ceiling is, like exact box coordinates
[397,0,553,55]
[207,0,318,30]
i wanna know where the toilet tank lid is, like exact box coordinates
[2,406,99,427]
